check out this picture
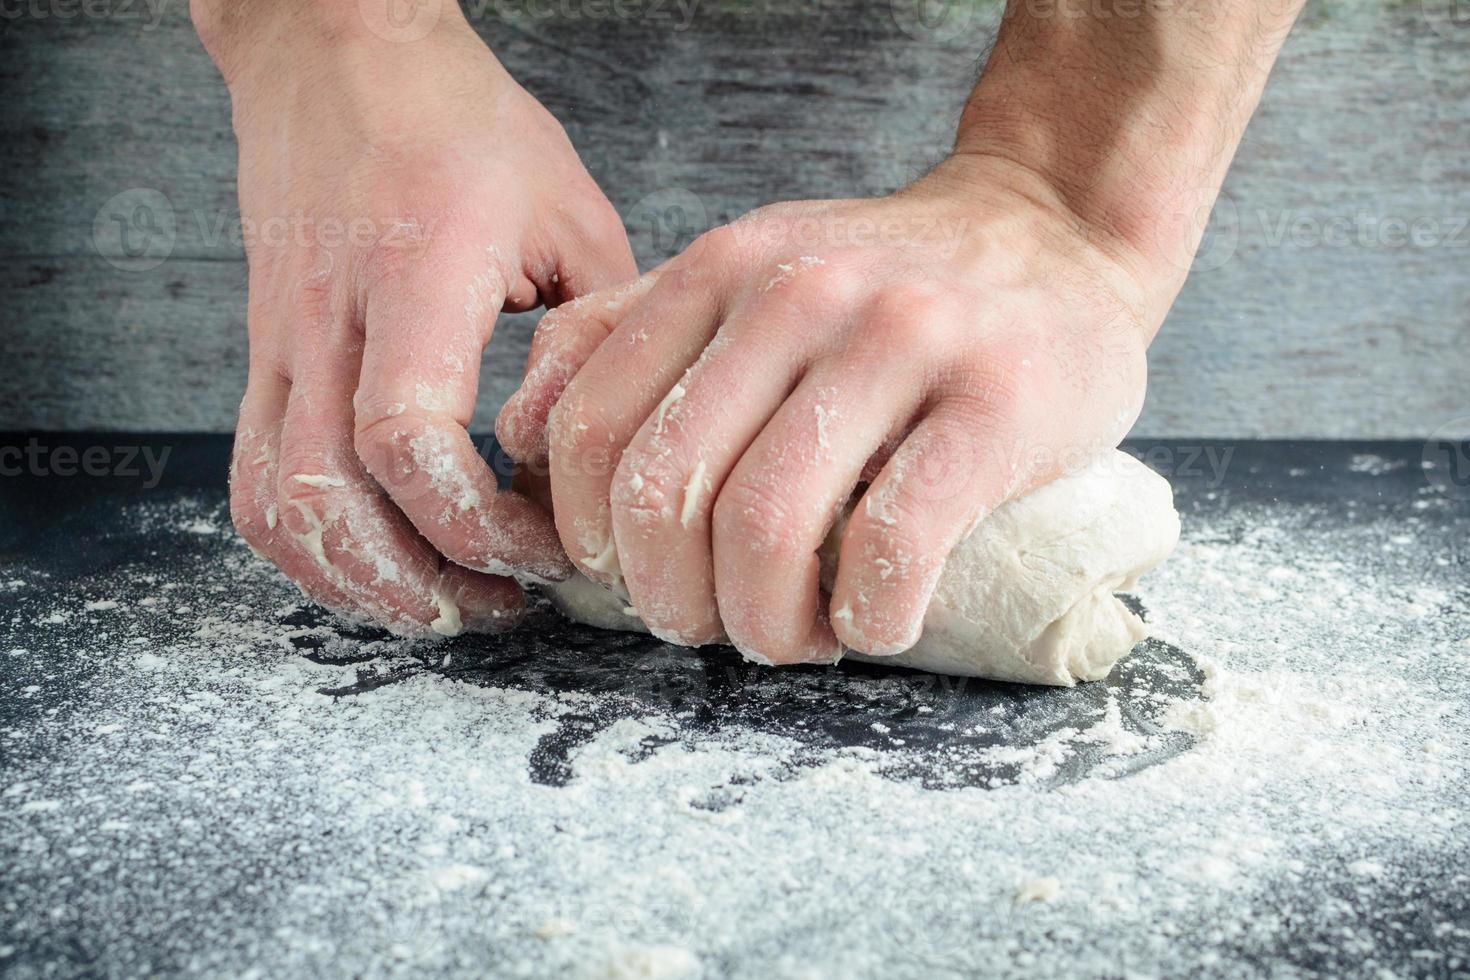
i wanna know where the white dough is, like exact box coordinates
[544,450,1180,686]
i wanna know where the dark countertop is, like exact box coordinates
[1,435,1467,979]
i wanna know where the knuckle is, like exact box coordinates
[768,258,860,310]
[547,387,614,461]
[696,225,740,257]
[354,404,446,487]
[685,225,746,268]
[713,476,806,558]
[730,203,801,248]
[846,489,933,568]
[882,281,949,315]
[519,337,581,410]
[352,408,401,467]
[358,222,437,288]
[531,304,576,345]
[277,409,347,472]
[356,414,484,518]
[274,270,344,339]
[496,395,559,471]
[428,535,481,572]
[611,446,690,528]
[866,292,954,350]
[738,202,783,225]
[494,396,538,461]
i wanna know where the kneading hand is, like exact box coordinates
[496,0,1307,664]
[198,2,636,635]
[498,155,1170,664]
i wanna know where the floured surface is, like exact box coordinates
[1,440,1467,978]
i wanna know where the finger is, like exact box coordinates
[544,268,726,589]
[229,365,290,557]
[830,401,1020,657]
[607,299,810,647]
[495,272,661,465]
[496,193,640,459]
[228,370,373,616]
[711,353,927,665]
[279,348,522,636]
[228,287,378,616]
[612,255,907,655]
[355,248,571,583]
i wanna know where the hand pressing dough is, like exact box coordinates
[544,450,1179,686]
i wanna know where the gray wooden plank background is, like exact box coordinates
[0,0,1466,437]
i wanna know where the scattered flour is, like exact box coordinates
[1,477,1466,978]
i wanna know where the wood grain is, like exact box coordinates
[0,0,1465,435]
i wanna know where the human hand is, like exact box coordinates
[200,3,637,635]
[498,154,1169,664]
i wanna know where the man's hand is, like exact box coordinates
[497,0,1306,664]
[497,155,1157,663]
[195,1,636,635]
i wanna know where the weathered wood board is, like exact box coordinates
[0,0,1466,435]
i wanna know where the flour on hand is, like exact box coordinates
[544,450,1179,686]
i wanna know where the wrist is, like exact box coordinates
[903,152,1167,346]
[952,1,1300,275]
[953,90,1224,280]
[913,150,1164,307]
[192,0,474,92]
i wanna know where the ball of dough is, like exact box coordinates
[543,450,1179,686]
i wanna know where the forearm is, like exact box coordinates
[954,0,1305,273]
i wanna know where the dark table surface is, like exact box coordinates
[1,435,1467,979]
